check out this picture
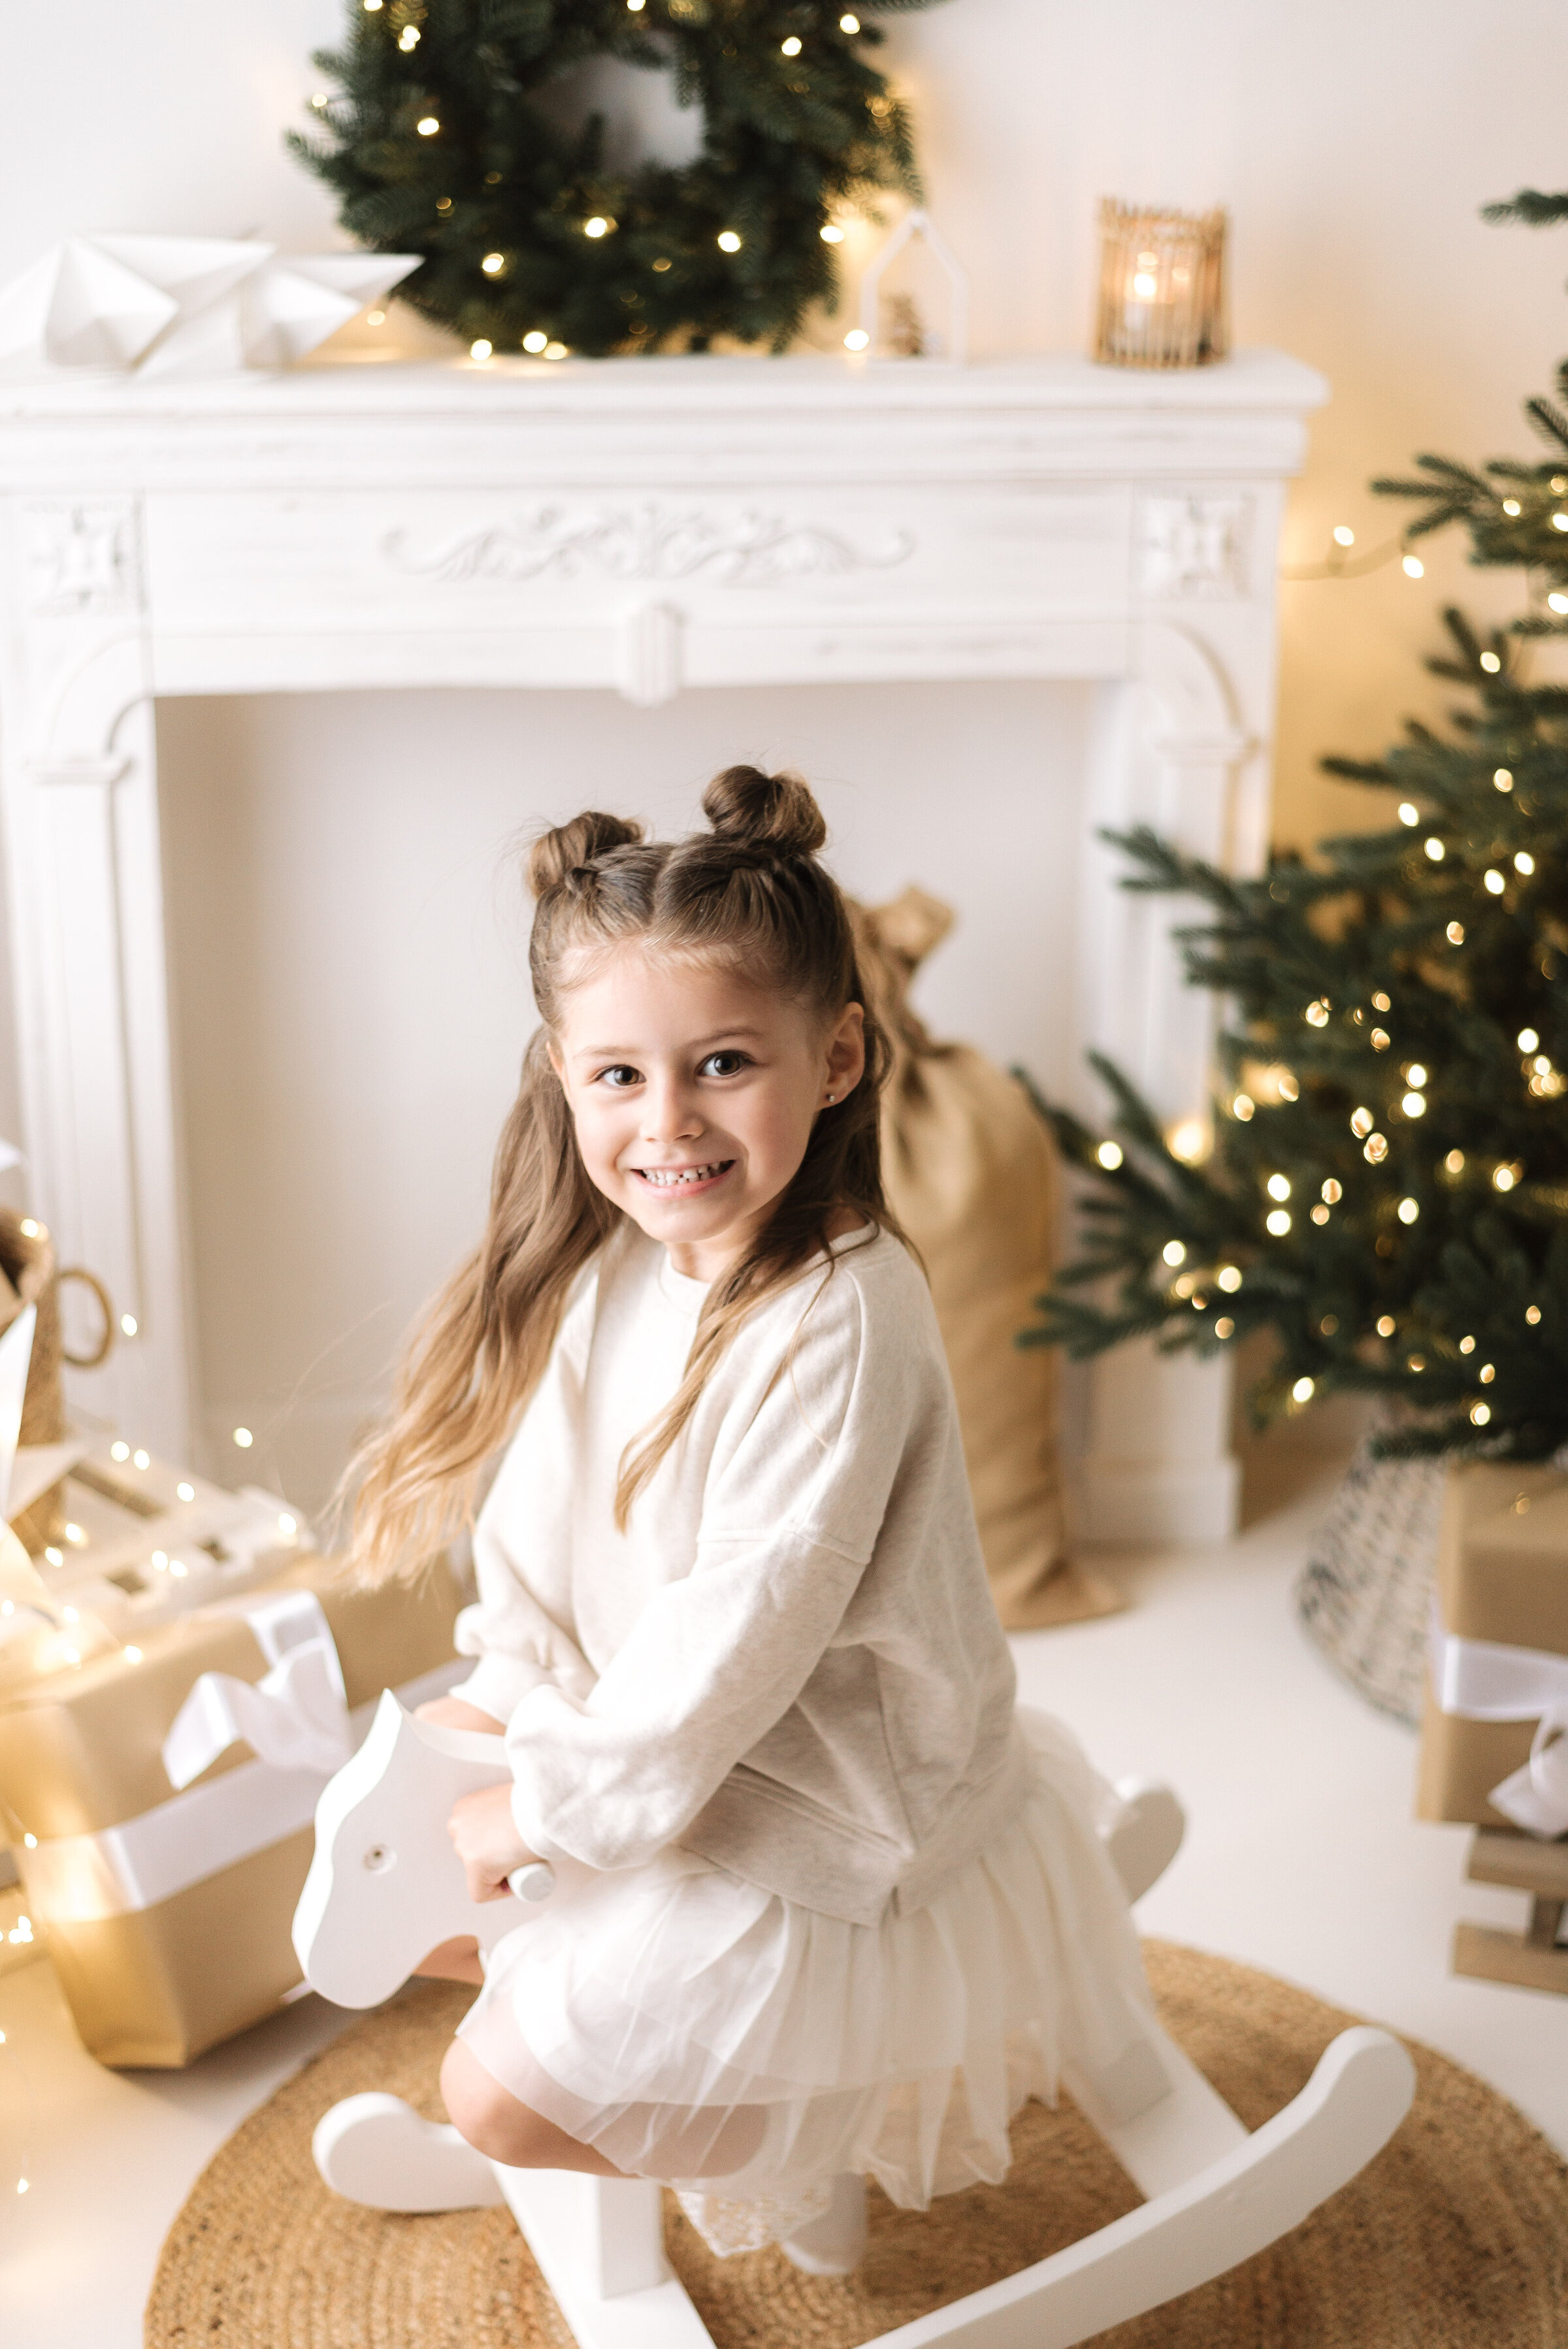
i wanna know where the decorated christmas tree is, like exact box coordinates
[1027,188,1568,1463]
[288,0,943,357]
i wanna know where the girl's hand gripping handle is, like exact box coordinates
[414,1698,556,1907]
[448,1779,553,1906]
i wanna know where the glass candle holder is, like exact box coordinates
[1094,201,1228,370]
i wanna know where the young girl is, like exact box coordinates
[346,764,1166,2266]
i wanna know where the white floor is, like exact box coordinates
[3,1453,1565,2349]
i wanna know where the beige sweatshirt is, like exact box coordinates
[449,1221,1024,1927]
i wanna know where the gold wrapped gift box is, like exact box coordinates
[0,1553,462,2067]
[1416,1462,1568,1830]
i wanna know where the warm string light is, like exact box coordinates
[1167,1118,1207,1164]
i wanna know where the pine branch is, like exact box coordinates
[1483,187,1568,227]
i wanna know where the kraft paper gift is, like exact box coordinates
[1416,1462,1568,1835]
[0,1552,463,2066]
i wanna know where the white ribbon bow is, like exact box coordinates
[161,1590,351,1792]
[1429,1607,1568,1839]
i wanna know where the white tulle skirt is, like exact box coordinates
[457,1707,1160,2254]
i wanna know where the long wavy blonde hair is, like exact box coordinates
[346,764,901,1581]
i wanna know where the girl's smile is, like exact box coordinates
[632,1160,736,1193]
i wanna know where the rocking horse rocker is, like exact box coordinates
[293,1694,1414,2349]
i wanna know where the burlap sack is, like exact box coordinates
[852,890,1121,1630]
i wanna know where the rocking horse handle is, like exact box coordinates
[508,1861,556,1903]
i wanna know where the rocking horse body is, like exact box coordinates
[294,1698,1415,2349]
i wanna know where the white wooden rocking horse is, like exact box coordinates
[294,1694,1414,2349]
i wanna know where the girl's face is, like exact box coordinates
[549,945,865,1281]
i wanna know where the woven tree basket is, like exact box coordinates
[1296,1437,1448,1728]
[0,1205,113,1552]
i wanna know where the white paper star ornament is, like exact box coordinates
[0,239,176,373]
[243,254,420,367]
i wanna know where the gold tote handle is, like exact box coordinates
[57,1266,116,1370]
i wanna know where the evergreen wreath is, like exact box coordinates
[288,0,947,358]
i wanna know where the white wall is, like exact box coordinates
[6,1,1568,1497]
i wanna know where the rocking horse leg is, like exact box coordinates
[493,2170,717,2349]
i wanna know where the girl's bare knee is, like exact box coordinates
[440,2037,536,2163]
[440,2037,621,2174]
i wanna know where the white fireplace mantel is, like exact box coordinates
[0,347,1324,1541]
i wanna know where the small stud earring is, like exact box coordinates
[825,1091,836,1103]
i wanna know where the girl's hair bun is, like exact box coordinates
[702,765,827,857]
[527,810,644,897]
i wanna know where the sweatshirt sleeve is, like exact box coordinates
[505,1260,916,1871]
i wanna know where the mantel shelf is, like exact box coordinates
[0,346,1325,424]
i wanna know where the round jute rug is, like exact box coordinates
[145,1941,1568,2349]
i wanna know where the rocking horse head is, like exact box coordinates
[293,1692,553,2009]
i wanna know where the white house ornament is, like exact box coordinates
[852,208,968,365]
[0,236,419,378]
